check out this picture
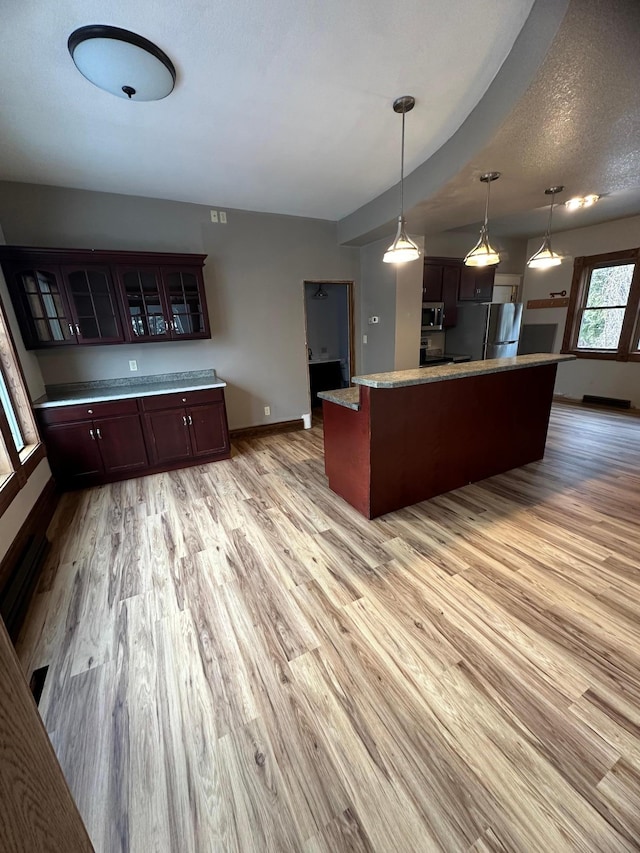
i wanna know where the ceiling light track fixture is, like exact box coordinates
[564,194,599,210]
[464,172,501,267]
[68,25,176,101]
[383,96,420,265]
[527,185,564,269]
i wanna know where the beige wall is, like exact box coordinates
[521,214,640,407]
[0,182,358,430]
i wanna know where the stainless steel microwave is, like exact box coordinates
[421,301,444,331]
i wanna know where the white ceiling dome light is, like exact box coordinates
[68,25,176,101]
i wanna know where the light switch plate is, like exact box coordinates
[219,211,227,224]
[129,360,138,371]
[210,210,218,223]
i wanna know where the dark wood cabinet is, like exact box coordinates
[62,265,124,344]
[423,257,496,326]
[42,421,104,484]
[4,264,76,348]
[422,264,443,301]
[459,266,495,301]
[94,414,149,474]
[145,409,193,464]
[143,389,229,463]
[423,258,462,328]
[0,247,210,350]
[36,386,230,489]
[41,404,148,487]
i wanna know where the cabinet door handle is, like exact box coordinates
[188,415,193,426]
[75,323,81,336]
[89,429,95,440]
[96,428,102,439]
[69,323,76,336]
[182,415,188,427]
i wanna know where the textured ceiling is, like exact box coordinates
[399,0,640,244]
[0,0,534,220]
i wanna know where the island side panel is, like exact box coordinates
[321,389,372,517]
[367,363,558,518]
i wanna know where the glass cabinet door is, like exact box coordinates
[161,267,209,339]
[14,267,76,347]
[62,266,124,343]
[116,266,170,342]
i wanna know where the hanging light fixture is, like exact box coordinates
[383,96,420,264]
[464,172,501,267]
[312,284,329,300]
[68,26,176,100]
[527,186,565,269]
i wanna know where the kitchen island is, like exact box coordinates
[318,354,574,519]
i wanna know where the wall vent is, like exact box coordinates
[582,395,631,409]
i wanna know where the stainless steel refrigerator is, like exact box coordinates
[445,302,523,360]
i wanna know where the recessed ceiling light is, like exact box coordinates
[564,194,600,210]
[68,25,176,101]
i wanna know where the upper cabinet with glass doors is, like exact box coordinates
[0,247,209,349]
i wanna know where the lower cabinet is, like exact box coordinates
[37,387,230,489]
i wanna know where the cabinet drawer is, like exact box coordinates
[141,387,223,411]
[37,397,139,425]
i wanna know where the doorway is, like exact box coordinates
[303,281,355,412]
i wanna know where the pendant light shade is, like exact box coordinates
[383,96,420,264]
[465,172,501,267]
[68,26,176,101]
[383,216,420,264]
[527,186,565,269]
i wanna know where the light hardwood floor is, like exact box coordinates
[16,402,640,852]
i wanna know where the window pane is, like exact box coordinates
[0,370,25,453]
[577,307,625,349]
[586,264,634,307]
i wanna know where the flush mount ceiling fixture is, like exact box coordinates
[383,96,420,265]
[464,172,501,267]
[527,186,565,269]
[68,25,176,101]
[564,194,600,211]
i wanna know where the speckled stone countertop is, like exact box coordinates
[352,354,575,389]
[317,387,361,411]
[32,369,226,409]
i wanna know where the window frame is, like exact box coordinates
[562,248,640,361]
[0,293,45,517]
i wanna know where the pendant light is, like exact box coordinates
[312,284,329,300]
[527,186,565,269]
[383,96,420,264]
[464,172,501,267]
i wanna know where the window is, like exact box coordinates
[562,248,640,360]
[0,291,44,516]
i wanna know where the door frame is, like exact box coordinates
[302,280,356,410]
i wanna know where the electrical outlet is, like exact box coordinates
[129,359,138,371]
[264,406,271,416]
[363,334,368,344]
[210,210,218,223]
[219,211,227,224]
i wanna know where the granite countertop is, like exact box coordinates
[32,369,226,409]
[317,387,361,411]
[352,354,575,389]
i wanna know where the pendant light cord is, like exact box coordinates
[483,178,491,228]
[400,107,406,218]
[545,192,556,237]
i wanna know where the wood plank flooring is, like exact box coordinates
[16,402,640,852]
